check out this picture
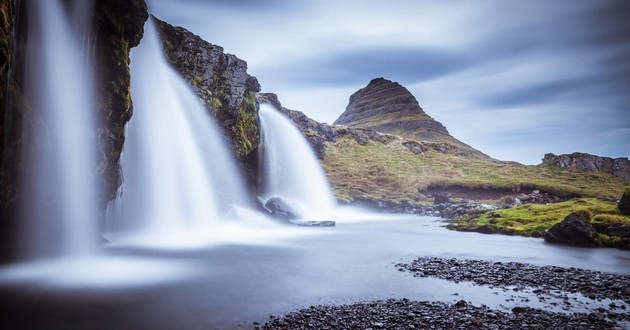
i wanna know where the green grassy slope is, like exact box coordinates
[322,135,628,205]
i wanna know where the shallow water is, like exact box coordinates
[0,214,628,329]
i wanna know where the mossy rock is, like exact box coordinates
[619,187,630,215]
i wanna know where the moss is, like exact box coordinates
[451,198,629,238]
[592,214,630,229]
[233,91,258,155]
[210,96,222,109]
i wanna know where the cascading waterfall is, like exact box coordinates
[259,104,336,219]
[106,19,250,235]
[19,0,99,260]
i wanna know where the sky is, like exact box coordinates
[150,0,629,164]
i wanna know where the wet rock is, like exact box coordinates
[619,188,630,215]
[396,257,630,302]
[153,16,261,189]
[288,220,335,227]
[260,299,621,330]
[264,197,303,221]
[543,212,601,247]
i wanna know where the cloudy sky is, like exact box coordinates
[150,0,629,164]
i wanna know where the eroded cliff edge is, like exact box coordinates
[152,16,261,191]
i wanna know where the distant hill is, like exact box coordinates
[334,77,490,159]
[259,93,627,208]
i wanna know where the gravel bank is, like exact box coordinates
[256,257,630,329]
[396,257,630,303]
[257,299,624,329]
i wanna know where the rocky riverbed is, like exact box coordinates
[257,257,630,329]
[257,299,624,329]
[396,257,630,303]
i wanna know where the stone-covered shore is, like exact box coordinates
[257,299,624,329]
[256,257,630,329]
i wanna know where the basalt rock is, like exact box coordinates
[619,188,630,215]
[0,0,148,261]
[94,0,149,204]
[544,212,601,247]
[264,196,303,221]
[334,77,490,159]
[542,152,630,182]
[152,16,260,190]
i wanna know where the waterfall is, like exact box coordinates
[19,0,98,260]
[106,19,250,234]
[259,104,336,219]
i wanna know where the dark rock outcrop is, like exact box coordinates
[94,0,149,203]
[543,212,601,247]
[0,0,148,261]
[264,196,303,221]
[152,16,260,190]
[618,188,630,215]
[542,152,630,182]
[334,77,489,159]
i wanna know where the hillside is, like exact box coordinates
[260,93,628,210]
[334,77,489,159]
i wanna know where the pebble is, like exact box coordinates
[259,299,619,329]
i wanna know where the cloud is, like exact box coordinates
[147,0,630,163]
[257,46,472,88]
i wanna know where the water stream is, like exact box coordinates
[1,214,628,329]
[19,0,98,260]
[105,19,250,236]
[259,104,336,219]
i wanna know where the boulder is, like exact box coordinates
[619,188,630,215]
[264,197,303,221]
[543,213,601,247]
[289,220,335,227]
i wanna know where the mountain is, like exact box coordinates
[334,77,489,159]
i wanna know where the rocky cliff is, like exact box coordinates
[334,77,489,159]
[152,16,261,190]
[542,153,630,182]
[0,0,148,260]
[94,0,149,203]
[0,0,147,213]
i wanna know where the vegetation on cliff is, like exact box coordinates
[152,16,261,190]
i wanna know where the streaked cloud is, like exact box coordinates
[149,0,630,164]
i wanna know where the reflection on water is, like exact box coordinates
[0,214,628,329]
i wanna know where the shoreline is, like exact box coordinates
[257,257,630,329]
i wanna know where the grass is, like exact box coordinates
[322,136,627,206]
[452,198,625,237]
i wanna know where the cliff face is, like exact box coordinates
[542,153,630,182]
[152,16,261,190]
[0,0,147,260]
[335,77,489,159]
[94,0,149,203]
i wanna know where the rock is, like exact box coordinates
[333,77,490,159]
[93,0,149,205]
[152,16,261,190]
[607,224,630,237]
[264,197,303,221]
[543,212,601,247]
[619,188,630,215]
[289,220,335,227]
[542,152,630,182]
